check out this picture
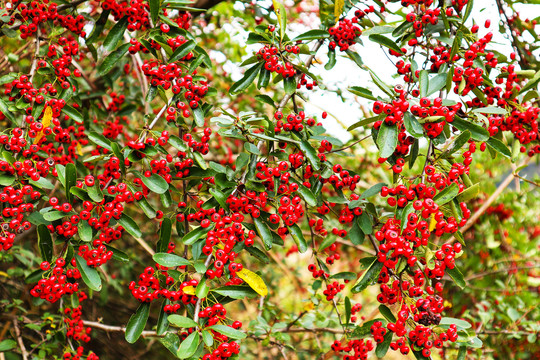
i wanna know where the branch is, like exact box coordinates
[82,320,162,337]
[192,254,214,323]
[465,264,539,282]
[12,320,28,360]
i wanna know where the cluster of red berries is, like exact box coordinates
[17,2,86,39]
[64,304,92,342]
[274,110,317,133]
[62,346,99,360]
[256,45,296,78]
[101,0,150,31]
[30,258,81,303]
[331,338,374,360]
[328,18,362,52]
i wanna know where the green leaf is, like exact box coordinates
[351,258,383,293]
[0,174,15,186]
[457,183,479,202]
[157,217,172,253]
[433,183,459,206]
[350,319,385,338]
[257,68,271,89]
[86,10,110,45]
[450,117,489,141]
[471,106,507,115]
[283,76,296,94]
[403,112,424,138]
[103,17,128,53]
[168,314,198,328]
[125,302,150,344]
[79,220,93,242]
[0,98,16,124]
[87,131,113,151]
[457,346,467,360]
[87,183,104,202]
[141,173,169,194]
[156,301,169,335]
[273,0,287,40]
[349,86,377,101]
[213,285,258,299]
[299,139,321,170]
[153,253,190,267]
[253,217,273,250]
[427,72,448,96]
[37,224,53,263]
[105,245,130,262]
[43,211,68,222]
[419,70,429,98]
[486,137,511,158]
[325,49,336,70]
[446,130,470,155]
[196,279,209,299]
[439,317,471,330]
[446,266,466,289]
[369,34,403,54]
[462,0,474,22]
[207,325,246,339]
[288,223,308,253]
[182,226,210,245]
[118,214,142,238]
[63,104,84,124]
[65,163,77,204]
[297,183,317,206]
[293,29,328,41]
[519,70,540,94]
[75,254,102,291]
[378,305,396,323]
[230,62,263,95]
[377,122,398,158]
[347,114,381,131]
[0,339,16,352]
[375,331,393,358]
[149,0,160,24]
[169,39,196,62]
[97,43,130,76]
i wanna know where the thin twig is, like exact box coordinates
[192,254,214,323]
[13,320,29,360]
[325,134,371,154]
[82,320,162,337]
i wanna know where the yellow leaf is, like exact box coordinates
[236,268,268,297]
[443,300,453,308]
[183,286,196,295]
[303,301,314,312]
[0,271,9,277]
[429,213,437,232]
[33,106,53,144]
[334,0,344,22]
[76,143,83,155]
[42,106,52,128]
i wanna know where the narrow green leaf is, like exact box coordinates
[325,49,336,70]
[168,314,198,328]
[75,254,102,291]
[403,112,424,138]
[118,214,142,238]
[283,76,296,94]
[177,332,200,359]
[169,40,196,63]
[103,17,128,53]
[207,325,246,339]
[153,253,190,267]
[149,0,160,24]
[87,131,113,151]
[97,43,130,76]
[253,217,273,250]
[0,339,17,352]
[141,173,169,194]
[299,139,321,170]
[292,29,328,42]
[63,104,84,124]
[446,266,466,289]
[486,137,511,158]
[377,122,398,158]
[445,130,471,155]
[375,331,393,358]
[86,10,110,45]
[351,259,383,293]
[37,224,53,263]
[419,70,429,98]
[230,62,263,95]
[450,117,489,141]
[288,223,308,253]
[369,34,403,54]
[87,183,104,202]
[182,226,211,245]
[125,303,150,344]
[433,183,459,205]
[427,73,448,96]
[157,217,172,253]
[64,163,77,204]
[297,183,317,206]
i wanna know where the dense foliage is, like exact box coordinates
[0,0,538,359]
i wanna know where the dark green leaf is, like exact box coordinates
[141,173,169,194]
[253,217,273,250]
[0,98,15,124]
[299,139,321,170]
[118,214,142,238]
[419,70,429,98]
[351,258,383,293]
[86,10,110,45]
[403,112,424,138]
[75,254,102,291]
[347,114,381,131]
[65,163,77,204]
[207,325,246,339]
[257,68,271,89]
[63,104,84,124]
[168,314,198,328]
[157,217,172,253]
[375,331,393,358]
[486,137,511,158]
[433,183,459,205]
[450,117,489,141]
[283,76,296,94]
[213,285,258,299]
[87,131,113,151]
[349,86,376,101]
[377,122,398,158]
[182,226,211,245]
[97,43,130,76]
[87,183,104,202]
[169,40,196,63]
[369,34,403,54]
[378,305,396,323]
[288,223,308,253]
[37,224,53,263]
[149,0,160,24]
[325,49,336,70]
[103,17,128,53]
[230,62,263,95]
[350,319,385,338]
[125,303,150,344]
[446,266,466,289]
[446,130,470,155]
[297,183,317,206]
[292,29,328,41]
[153,253,191,267]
